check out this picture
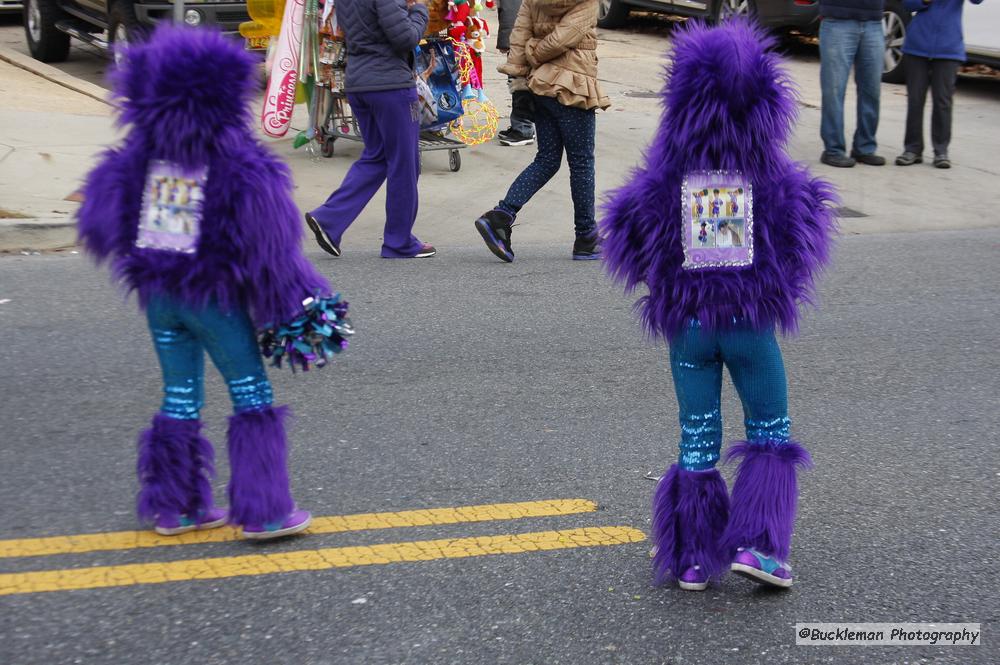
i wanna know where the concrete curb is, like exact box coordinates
[0,217,76,252]
[0,45,113,107]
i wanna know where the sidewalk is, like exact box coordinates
[0,49,114,251]
[1,30,998,252]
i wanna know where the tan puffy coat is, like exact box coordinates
[498,0,610,111]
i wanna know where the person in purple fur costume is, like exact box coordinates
[77,25,338,540]
[601,20,838,591]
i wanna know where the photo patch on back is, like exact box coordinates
[681,171,753,270]
[135,160,208,254]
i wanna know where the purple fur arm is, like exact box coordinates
[77,143,146,264]
[229,145,331,328]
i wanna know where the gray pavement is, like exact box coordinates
[1,11,999,665]
[2,230,999,664]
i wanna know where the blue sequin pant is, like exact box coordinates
[670,321,791,471]
[147,296,273,419]
[499,94,597,238]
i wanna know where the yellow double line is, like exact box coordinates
[0,499,645,596]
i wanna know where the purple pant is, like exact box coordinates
[310,88,423,258]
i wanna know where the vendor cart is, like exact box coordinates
[314,35,465,172]
[316,88,464,172]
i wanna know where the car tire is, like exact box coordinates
[882,0,910,84]
[711,0,756,25]
[23,0,71,63]
[108,1,146,66]
[597,0,630,29]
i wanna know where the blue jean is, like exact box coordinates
[819,18,884,156]
[669,322,791,471]
[310,88,423,258]
[147,296,273,419]
[500,94,597,238]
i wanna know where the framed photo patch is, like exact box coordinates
[681,170,753,270]
[136,160,208,255]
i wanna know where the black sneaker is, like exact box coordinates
[850,150,886,166]
[572,234,601,261]
[474,209,515,262]
[305,212,341,257]
[498,128,535,147]
[820,151,856,168]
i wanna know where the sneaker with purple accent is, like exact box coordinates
[242,509,312,540]
[154,507,228,536]
[678,565,709,592]
[731,547,794,588]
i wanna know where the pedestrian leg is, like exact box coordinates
[499,95,563,214]
[929,59,960,158]
[819,19,860,156]
[903,54,930,155]
[309,93,389,247]
[372,88,424,258]
[852,19,884,156]
[555,104,597,238]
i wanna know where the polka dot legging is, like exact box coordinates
[499,94,597,238]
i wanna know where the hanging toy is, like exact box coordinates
[446,0,471,42]
[449,97,498,146]
[261,0,306,138]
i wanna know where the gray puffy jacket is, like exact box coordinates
[339,0,430,93]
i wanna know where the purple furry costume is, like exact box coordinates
[601,21,837,586]
[78,26,332,530]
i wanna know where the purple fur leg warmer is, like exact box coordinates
[721,440,812,561]
[136,414,216,521]
[651,465,731,584]
[226,405,294,526]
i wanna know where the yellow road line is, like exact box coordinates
[0,526,646,596]
[0,499,597,559]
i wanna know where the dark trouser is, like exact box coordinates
[310,88,423,258]
[510,87,535,135]
[903,55,960,157]
[499,94,597,238]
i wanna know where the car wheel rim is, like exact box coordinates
[27,0,42,44]
[598,0,611,20]
[882,12,905,73]
[720,0,750,20]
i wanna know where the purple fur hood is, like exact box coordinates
[77,25,329,327]
[600,20,838,339]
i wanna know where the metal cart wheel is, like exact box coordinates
[448,149,461,172]
[322,136,336,158]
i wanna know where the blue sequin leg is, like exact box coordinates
[148,299,205,420]
[719,327,791,444]
[147,296,274,415]
[669,321,724,471]
[180,302,274,413]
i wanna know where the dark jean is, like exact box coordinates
[819,18,884,156]
[903,55,960,157]
[310,88,424,258]
[499,94,597,237]
[510,86,535,135]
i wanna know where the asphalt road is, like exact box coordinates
[1,227,998,664]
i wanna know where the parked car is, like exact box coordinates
[597,0,820,32]
[1,0,24,14]
[23,0,249,63]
